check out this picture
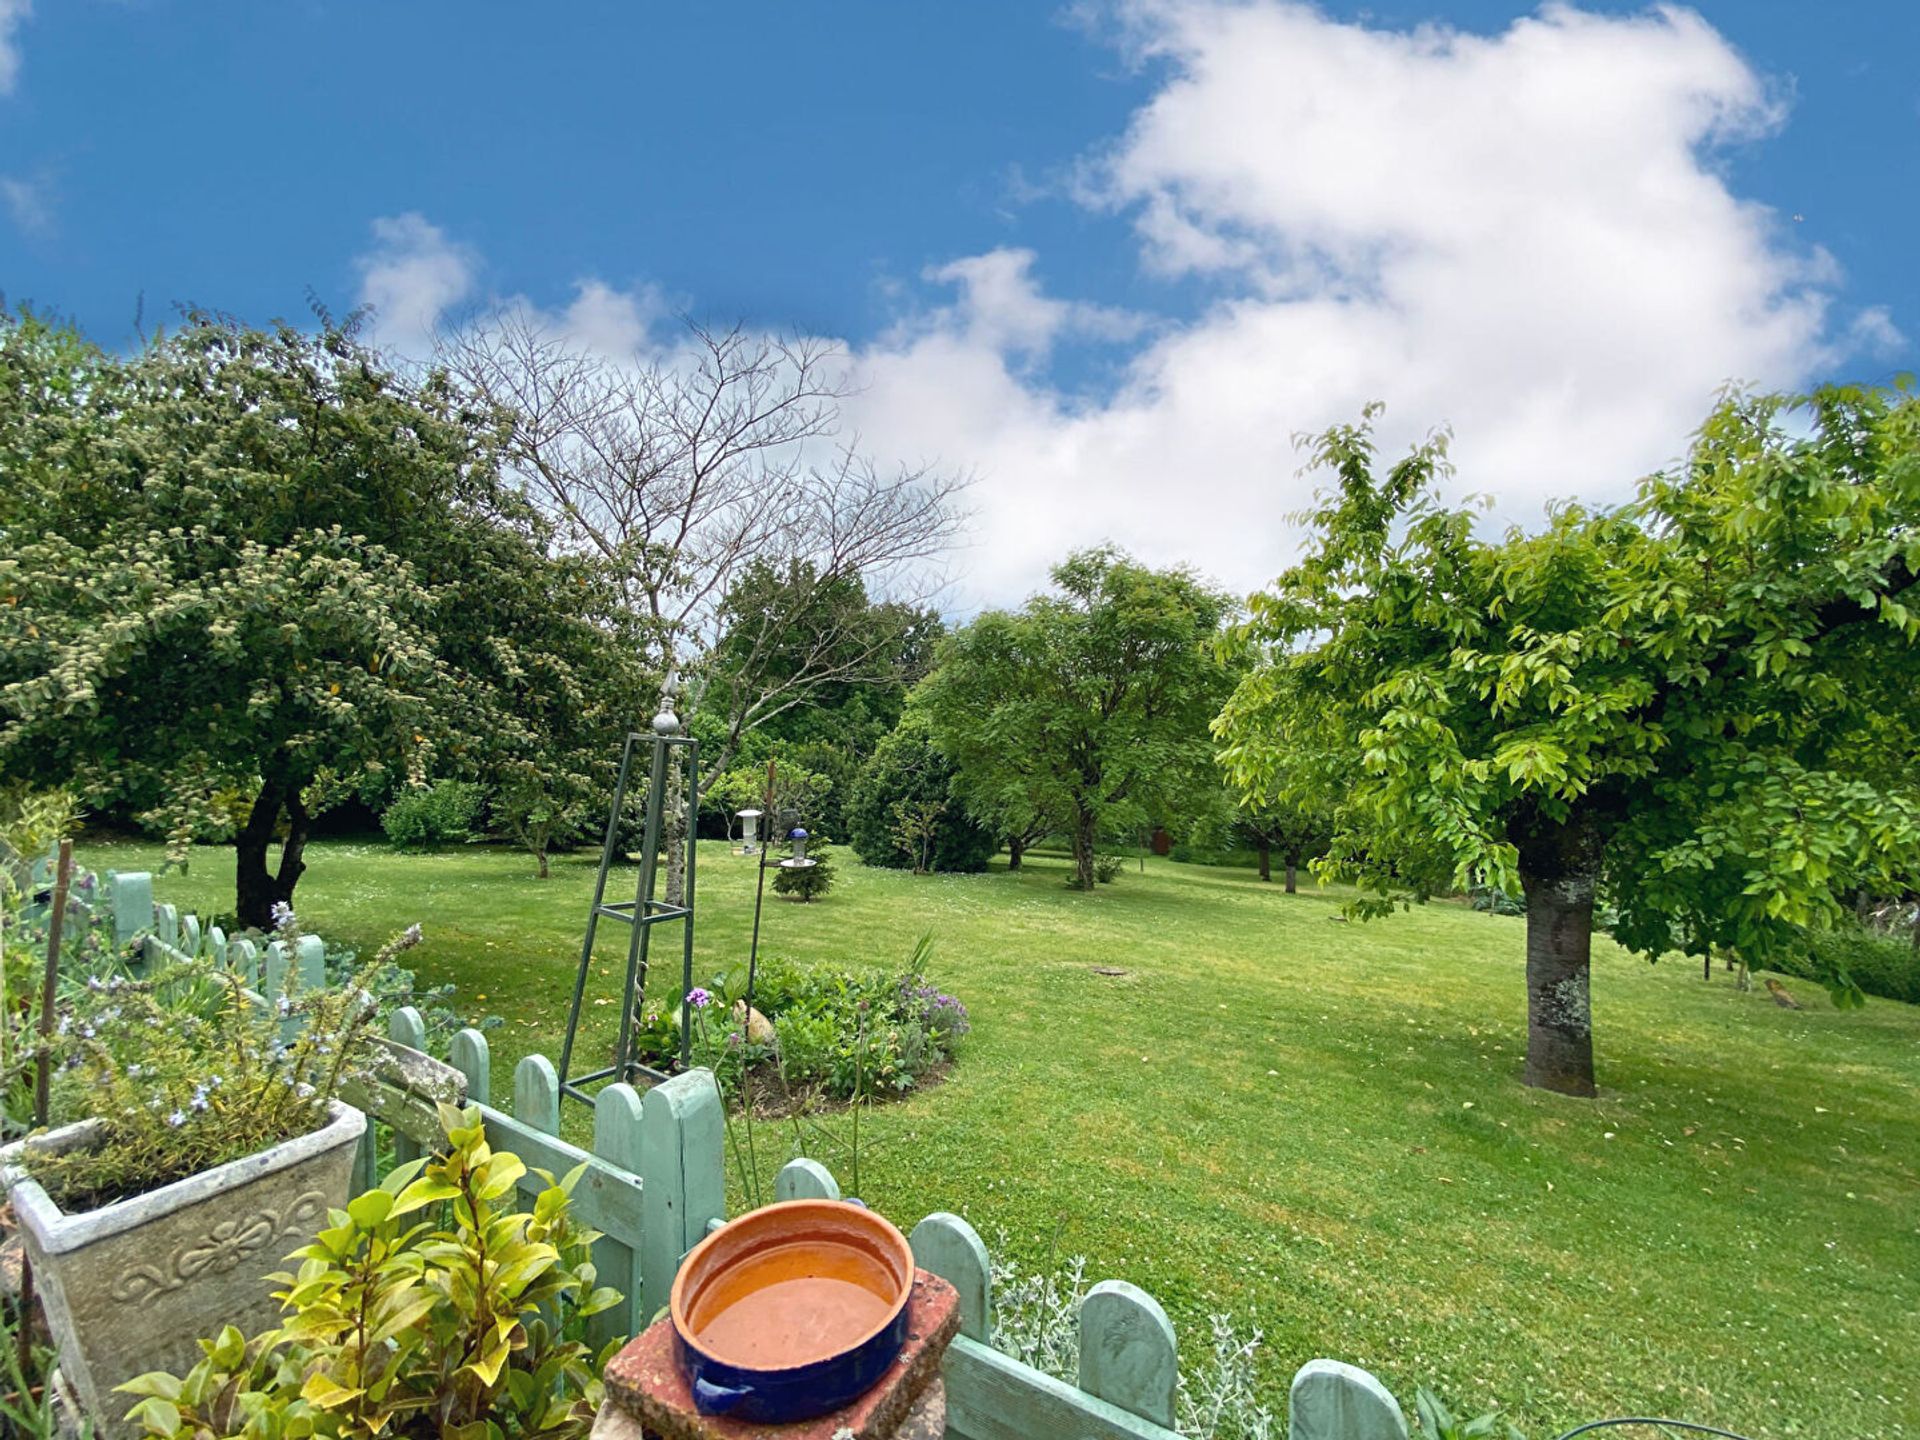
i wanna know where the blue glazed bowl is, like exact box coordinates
[670,1198,916,1423]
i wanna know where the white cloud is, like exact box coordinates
[839,1,1857,606]
[351,3,1890,611]
[0,0,29,95]
[911,249,1145,359]
[0,174,50,235]
[354,213,477,357]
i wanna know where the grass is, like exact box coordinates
[78,836,1920,1439]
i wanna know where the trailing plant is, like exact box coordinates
[120,1103,621,1439]
[319,935,500,1052]
[17,918,420,1212]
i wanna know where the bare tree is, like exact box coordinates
[443,309,968,895]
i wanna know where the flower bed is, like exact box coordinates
[631,943,970,1110]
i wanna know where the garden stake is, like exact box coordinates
[19,838,72,1384]
[732,759,782,1206]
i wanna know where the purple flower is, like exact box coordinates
[166,1110,186,1128]
[726,1032,743,1049]
[269,901,297,933]
[686,987,713,1010]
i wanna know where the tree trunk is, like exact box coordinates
[233,777,309,929]
[277,789,310,903]
[1256,841,1271,882]
[1071,810,1097,891]
[1515,815,1601,1098]
[1007,837,1025,871]
[536,845,550,879]
[234,779,285,931]
[1284,854,1298,894]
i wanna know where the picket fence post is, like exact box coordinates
[109,871,152,949]
[1288,1359,1408,1440]
[591,1083,648,1347]
[449,1028,491,1106]
[388,1007,429,1167]
[638,1069,726,1324]
[1079,1280,1178,1429]
[775,1157,840,1202]
[910,1211,992,1345]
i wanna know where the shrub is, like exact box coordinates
[1769,925,1920,1006]
[771,846,836,902]
[847,715,998,873]
[122,1104,618,1439]
[1092,852,1125,885]
[380,780,486,849]
[1468,886,1525,917]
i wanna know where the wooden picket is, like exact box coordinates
[99,872,1419,1440]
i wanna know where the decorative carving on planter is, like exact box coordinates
[109,1188,330,1304]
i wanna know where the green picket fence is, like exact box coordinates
[105,873,1415,1440]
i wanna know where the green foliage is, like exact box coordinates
[120,1103,620,1439]
[1414,1386,1525,1440]
[1770,924,1920,1006]
[317,936,498,1055]
[76,836,1920,1437]
[699,560,942,775]
[0,308,645,927]
[20,924,417,1211]
[656,942,968,1103]
[380,781,487,850]
[0,1295,70,1440]
[846,711,997,873]
[1217,392,1920,1085]
[706,761,834,838]
[770,847,836,902]
[1467,887,1526,917]
[920,547,1232,889]
[984,1236,1278,1440]
[1092,852,1125,885]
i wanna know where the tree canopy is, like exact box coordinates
[845,709,998,874]
[0,309,643,924]
[921,547,1232,890]
[1216,392,1920,1095]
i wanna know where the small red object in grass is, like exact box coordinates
[604,1269,960,1440]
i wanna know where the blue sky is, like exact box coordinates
[3,2,1915,601]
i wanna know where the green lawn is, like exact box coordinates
[80,837,1920,1439]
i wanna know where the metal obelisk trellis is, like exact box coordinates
[557,688,699,1107]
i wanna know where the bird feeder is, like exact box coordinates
[779,827,817,869]
[736,808,763,854]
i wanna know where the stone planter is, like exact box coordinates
[1,1100,365,1437]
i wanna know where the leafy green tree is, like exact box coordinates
[922,548,1232,890]
[1235,798,1332,891]
[845,710,998,873]
[1217,395,1920,1095]
[0,310,640,926]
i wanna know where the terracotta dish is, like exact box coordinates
[670,1198,916,1421]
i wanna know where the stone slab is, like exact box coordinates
[592,1380,945,1440]
[603,1269,959,1440]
